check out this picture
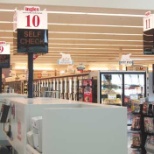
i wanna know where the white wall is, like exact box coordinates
[0,0,154,10]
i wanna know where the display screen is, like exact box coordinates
[143,29,154,55]
[16,29,48,53]
[0,55,10,68]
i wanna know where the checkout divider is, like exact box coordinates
[1,97,127,154]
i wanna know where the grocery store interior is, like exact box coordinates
[0,0,154,154]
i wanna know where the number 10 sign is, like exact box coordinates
[14,6,48,54]
[14,6,47,30]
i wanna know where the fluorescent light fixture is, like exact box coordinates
[0,9,14,12]
[123,49,142,50]
[48,23,142,28]
[0,30,13,32]
[0,9,144,18]
[49,31,142,36]
[48,47,141,50]
[0,21,13,24]
[0,37,13,39]
[50,43,143,47]
[49,38,142,42]
[47,11,144,18]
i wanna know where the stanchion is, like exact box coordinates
[28,53,33,98]
[0,68,2,93]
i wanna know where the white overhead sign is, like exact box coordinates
[58,53,73,65]
[119,53,133,66]
[14,6,48,31]
[143,11,154,31]
[0,42,10,55]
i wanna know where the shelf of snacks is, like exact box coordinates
[131,115,141,131]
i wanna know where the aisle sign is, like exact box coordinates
[58,53,73,65]
[14,6,47,30]
[0,41,10,68]
[0,42,10,55]
[119,54,133,66]
[143,11,154,32]
[14,6,48,54]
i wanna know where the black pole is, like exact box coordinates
[0,68,2,93]
[28,53,33,98]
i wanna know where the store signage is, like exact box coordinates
[130,94,138,100]
[77,63,85,71]
[119,53,133,66]
[143,11,154,32]
[0,42,10,55]
[58,53,73,65]
[14,6,48,54]
[126,65,148,71]
[17,29,48,53]
[0,41,10,68]
[108,94,116,100]
[14,6,47,30]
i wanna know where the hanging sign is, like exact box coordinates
[0,42,10,55]
[143,11,154,32]
[143,11,154,55]
[119,53,133,66]
[77,63,85,71]
[0,41,10,68]
[58,53,73,65]
[14,6,48,54]
[14,6,47,30]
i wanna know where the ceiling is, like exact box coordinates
[0,3,153,70]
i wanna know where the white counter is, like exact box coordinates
[3,97,127,154]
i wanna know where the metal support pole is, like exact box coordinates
[28,53,33,98]
[0,68,2,93]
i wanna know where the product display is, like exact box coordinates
[131,115,141,130]
[131,133,141,148]
[144,117,154,133]
[142,102,149,115]
[100,72,146,108]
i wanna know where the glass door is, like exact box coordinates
[100,73,122,105]
[124,73,146,125]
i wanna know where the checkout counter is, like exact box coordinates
[1,97,127,154]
